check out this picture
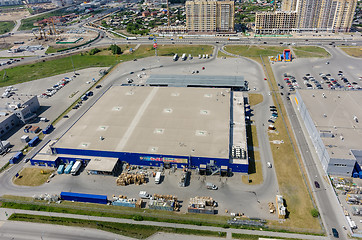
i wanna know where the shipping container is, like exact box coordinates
[9,151,23,164]
[188,208,217,214]
[24,125,32,133]
[60,192,108,204]
[28,136,39,147]
[112,200,136,208]
[42,124,54,134]
[20,135,29,143]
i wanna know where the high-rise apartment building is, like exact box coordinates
[254,11,297,34]
[186,0,234,33]
[281,0,357,31]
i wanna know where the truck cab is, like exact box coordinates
[206,182,218,190]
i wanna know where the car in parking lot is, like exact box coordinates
[130,71,134,74]
[314,181,320,188]
[332,228,339,238]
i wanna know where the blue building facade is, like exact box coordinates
[52,147,248,173]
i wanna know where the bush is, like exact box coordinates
[132,215,144,221]
[108,44,122,55]
[311,208,319,218]
[89,48,101,55]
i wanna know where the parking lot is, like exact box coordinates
[272,46,362,99]
[0,67,106,168]
[0,54,283,221]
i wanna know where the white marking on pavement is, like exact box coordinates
[116,87,159,150]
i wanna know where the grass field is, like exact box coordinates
[232,233,304,240]
[0,44,212,87]
[0,21,15,34]
[217,50,235,58]
[8,213,227,239]
[139,44,214,56]
[224,45,285,57]
[340,47,362,58]
[248,93,264,106]
[258,56,321,232]
[13,168,54,186]
[292,46,330,58]
[0,199,231,228]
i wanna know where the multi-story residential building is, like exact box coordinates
[0,0,22,6]
[282,0,357,32]
[186,0,234,33]
[144,0,168,7]
[254,11,297,34]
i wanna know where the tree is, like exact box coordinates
[108,44,122,55]
[89,48,101,55]
[311,208,319,218]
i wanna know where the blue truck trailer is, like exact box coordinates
[60,192,108,204]
[64,161,74,174]
[57,164,65,174]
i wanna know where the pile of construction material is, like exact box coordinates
[188,196,218,214]
[148,194,180,211]
[116,173,146,186]
[276,195,286,219]
[346,194,362,205]
[33,193,59,202]
[268,202,276,213]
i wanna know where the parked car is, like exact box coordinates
[332,228,339,238]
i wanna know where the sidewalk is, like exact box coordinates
[0,208,327,240]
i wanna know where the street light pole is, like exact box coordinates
[70,55,76,75]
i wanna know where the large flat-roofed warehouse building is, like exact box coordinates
[295,90,362,177]
[51,86,248,173]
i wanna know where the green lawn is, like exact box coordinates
[224,45,285,57]
[0,44,213,87]
[9,213,227,239]
[340,47,362,58]
[259,56,321,232]
[0,21,15,34]
[142,44,214,56]
[1,200,231,227]
[293,46,330,58]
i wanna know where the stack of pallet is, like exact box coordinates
[135,199,143,208]
[152,194,178,201]
[189,196,216,208]
[116,173,146,186]
[268,202,276,213]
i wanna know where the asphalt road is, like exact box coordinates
[270,45,362,239]
[0,221,130,240]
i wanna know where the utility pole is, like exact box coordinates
[70,55,76,75]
